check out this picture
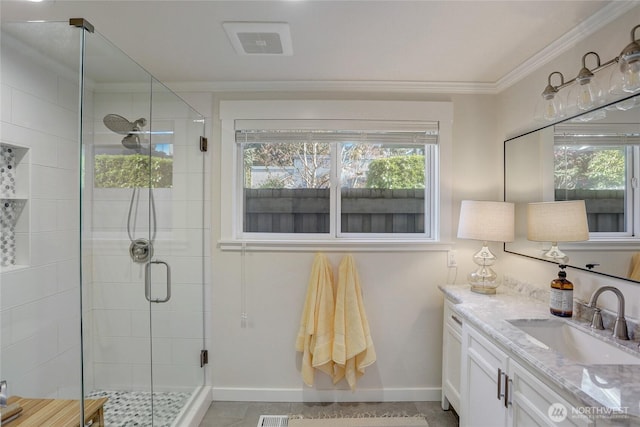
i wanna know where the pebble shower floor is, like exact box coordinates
[86,390,191,426]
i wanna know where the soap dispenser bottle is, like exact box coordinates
[550,265,573,317]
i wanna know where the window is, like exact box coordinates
[93,144,174,188]
[219,100,453,246]
[239,130,436,236]
[554,126,640,238]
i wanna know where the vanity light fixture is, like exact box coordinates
[537,24,640,122]
[573,52,603,112]
[540,72,565,121]
[527,200,589,262]
[457,200,515,295]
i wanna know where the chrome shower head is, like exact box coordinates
[121,133,142,151]
[103,114,148,151]
[103,114,146,135]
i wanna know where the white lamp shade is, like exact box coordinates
[527,200,589,242]
[457,200,515,242]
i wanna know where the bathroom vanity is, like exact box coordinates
[440,283,640,427]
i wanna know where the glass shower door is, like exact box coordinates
[82,26,205,426]
[146,78,206,424]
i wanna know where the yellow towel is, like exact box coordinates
[332,255,376,390]
[628,252,640,281]
[295,253,335,386]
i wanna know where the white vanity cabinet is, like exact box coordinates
[441,299,462,412]
[461,322,509,427]
[508,359,592,427]
[459,321,594,427]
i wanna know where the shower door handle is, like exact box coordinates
[145,260,172,303]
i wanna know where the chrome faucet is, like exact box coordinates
[588,286,629,340]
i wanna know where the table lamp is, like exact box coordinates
[527,200,589,262]
[457,200,515,294]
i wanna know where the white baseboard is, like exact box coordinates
[210,387,441,402]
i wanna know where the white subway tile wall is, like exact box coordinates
[1,31,83,398]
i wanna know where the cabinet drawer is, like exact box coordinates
[444,299,463,334]
[510,360,593,427]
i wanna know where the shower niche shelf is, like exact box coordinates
[0,142,30,270]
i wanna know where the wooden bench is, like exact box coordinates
[3,396,108,426]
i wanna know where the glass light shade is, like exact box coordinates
[608,69,638,110]
[576,80,602,111]
[622,60,640,93]
[566,74,605,116]
[527,200,589,262]
[535,94,563,122]
[457,201,515,294]
[544,97,562,121]
[569,108,606,122]
[615,97,639,111]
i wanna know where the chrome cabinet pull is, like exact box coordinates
[504,374,510,408]
[506,376,513,407]
[497,368,504,400]
[145,260,171,303]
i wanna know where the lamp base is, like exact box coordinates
[470,283,498,295]
[544,242,569,263]
[468,245,499,295]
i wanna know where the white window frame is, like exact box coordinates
[554,124,640,243]
[218,100,453,251]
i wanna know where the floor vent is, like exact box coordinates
[257,415,289,427]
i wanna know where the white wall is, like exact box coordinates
[199,91,499,401]
[0,31,83,399]
[497,6,640,319]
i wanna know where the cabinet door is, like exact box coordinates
[508,359,594,427]
[442,300,462,411]
[461,325,509,427]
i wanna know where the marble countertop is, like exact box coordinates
[439,283,640,423]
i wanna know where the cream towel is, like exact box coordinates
[332,255,376,390]
[629,252,640,281]
[295,253,335,386]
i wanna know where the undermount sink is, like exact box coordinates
[508,319,640,365]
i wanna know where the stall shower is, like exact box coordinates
[0,19,210,426]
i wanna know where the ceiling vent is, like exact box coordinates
[223,22,293,56]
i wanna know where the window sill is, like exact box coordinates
[562,238,640,251]
[218,239,454,252]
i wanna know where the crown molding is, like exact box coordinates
[164,80,500,95]
[495,0,639,92]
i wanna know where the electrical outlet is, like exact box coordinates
[447,250,457,267]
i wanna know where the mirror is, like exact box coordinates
[504,93,640,283]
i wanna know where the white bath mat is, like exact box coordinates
[287,417,429,427]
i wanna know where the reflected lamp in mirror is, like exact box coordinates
[527,201,589,262]
[457,200,515,295]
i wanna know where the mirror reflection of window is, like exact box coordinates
[554,128,639,236]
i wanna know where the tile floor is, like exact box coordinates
[86,390,191,427]
[199,401,459,427]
